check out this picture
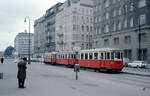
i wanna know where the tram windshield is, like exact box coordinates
[114,51,123,60]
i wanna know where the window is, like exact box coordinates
[139,33,147,42]
[124,49,132,60]
[124,35,131,44]
[73,25,76,31]
[89,53,93,60]
[104,39,109,47]
[87,17,89,23]
[118,7,122,15]
[106,12,109,19]
[139,14,146,25]
[82,8,84,14]
[114,37,119,45]
[82,16,84,23]
[130,17,133,27]
[94,53,98,60]
[105,0,109,8]
[113,9,116,17]
[124,5,128,14]
[124,19,127,28]
[73,16,76,22]
[81,53,84,60]
[98,16,101,22]
[130,3,134,11]
[137,48,147,60]
[87,26,89,32]
[85,53,88,60]
[81,25,84,31]
[113,0,116,4]
[113,22,116,31]
[118,21,121,30]
[139,0,146,8]
[107,52,110,60]
[104,25,109,33]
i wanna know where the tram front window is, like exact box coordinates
[115,51,121,60]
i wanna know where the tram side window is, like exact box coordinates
[63,55,64,59]
[65,54,67,59]
[94,53,98,60]
[54,54,56,58]
[81,53,84,60]
[89,53,93,60]
[85,53,88,60]
[68,54,70,59]
[101,53,104,60]
[107,52,110,60]
[105,52,107,60]
[111,52,114,60]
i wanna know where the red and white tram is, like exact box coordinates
[78,48,123,71]
[44,48,124,72]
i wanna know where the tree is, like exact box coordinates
[4,46,14,57]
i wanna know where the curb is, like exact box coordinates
[122,71,150,77]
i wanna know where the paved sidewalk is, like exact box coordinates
[122,67,150,77]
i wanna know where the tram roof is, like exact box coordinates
[79,48,122,52]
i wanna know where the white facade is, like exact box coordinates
[55,0,94,52]
[14,32,33,58]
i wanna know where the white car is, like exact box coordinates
[14,59,19,63]
[128,61,147,68]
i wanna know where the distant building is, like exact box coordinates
[93,0,150,63]
[14,32,33,58]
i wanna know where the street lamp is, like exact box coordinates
[24,16,31,64]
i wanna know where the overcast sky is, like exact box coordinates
[0,0,65,51]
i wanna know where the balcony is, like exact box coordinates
[57,32,63,37]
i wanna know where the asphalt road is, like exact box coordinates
[0,59,150,96]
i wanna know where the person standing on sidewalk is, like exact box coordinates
[17,57,27,88]
[1,57,4,64]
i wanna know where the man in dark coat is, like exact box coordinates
[1,57,4,64]
[17,57,27,88]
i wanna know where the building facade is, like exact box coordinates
[55,0,94,51]
[34,3,63,57]
[14,32,33,58]
[34,16,46,57]
[93,0,150,62]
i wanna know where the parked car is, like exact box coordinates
[14,59,19,63]
[128,61,147,68]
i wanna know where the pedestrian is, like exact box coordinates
[17,57,27,88]
[1,57,4,64]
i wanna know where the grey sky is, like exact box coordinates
[0,0,65,51]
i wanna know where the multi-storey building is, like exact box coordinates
[34,16,46,57]
[45,3,63,52]
[14,32,33,58]
[34,3,63,57]
[93,0,150,62]
[55,0,94,51]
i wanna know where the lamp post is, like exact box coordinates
[24,16,31,64]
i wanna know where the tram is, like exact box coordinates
[44,48,124,72]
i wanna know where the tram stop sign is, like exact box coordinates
[74,64,80,72]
